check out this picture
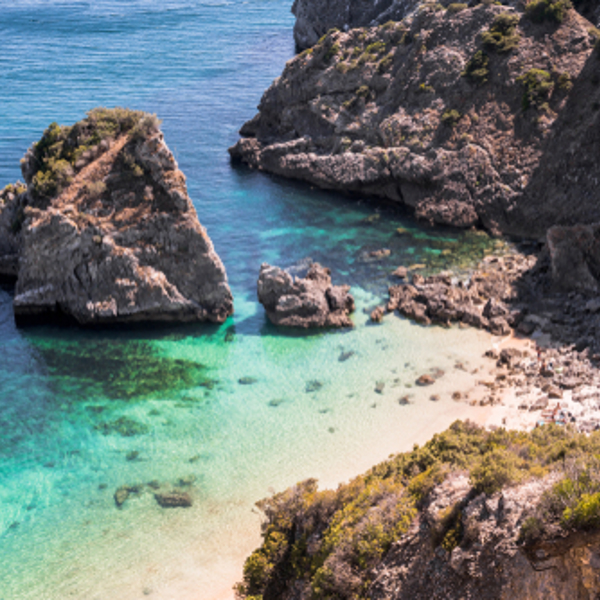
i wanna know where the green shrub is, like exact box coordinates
[377,53,394,73]
[470,447,521,495]
[462,50,490,85]
[365,41,386,55]
[525,0,573,23]
[517,68,554,110]
[447,3,468,13]
[324,42,341,62]
[27,108,159,201]
[557,71,573,91]
[441,109,462,127]
[356,85,370,98]
[481,12,521,53]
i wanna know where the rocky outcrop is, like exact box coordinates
[257,261,354,327]
[292,0,420,51]
[231,4,598,237]
[0,183,26,280]
[368,475,600,600]
[547,223,600,293]
[3,108,233,325]
[382,256,531,335]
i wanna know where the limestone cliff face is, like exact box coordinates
[3,109,233,325]
[231,4,598,237]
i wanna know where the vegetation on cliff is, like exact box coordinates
[237,421,600,600]
[23,107,160,202]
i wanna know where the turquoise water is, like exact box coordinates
[0,2,502,598]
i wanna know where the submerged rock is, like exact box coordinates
[154,491,193,508]
[257,262,354,328]
[6,108,233,325]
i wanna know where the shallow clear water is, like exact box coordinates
[0,2,502,598]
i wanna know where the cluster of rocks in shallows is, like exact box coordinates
[372,251,536,336]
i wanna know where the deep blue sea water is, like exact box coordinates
[0,2,503,598]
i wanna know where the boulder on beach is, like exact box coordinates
[257,261,354,328]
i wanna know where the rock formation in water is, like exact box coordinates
[231,3,600,238]
[235,420,600,600]
[0,108,233,325]
[257,261,354,327]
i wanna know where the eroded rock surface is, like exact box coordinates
[257,261,354,327]
[3,108,233,325]
[232,4,599,237]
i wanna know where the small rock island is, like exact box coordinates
[257,261,354,327]
[0,108,233,325]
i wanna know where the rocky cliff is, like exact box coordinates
[0,108,233,325]
[236,421,600,600]
[292,0,600,51]
[231,2,600,238]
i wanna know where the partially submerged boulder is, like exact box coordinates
[257,262,354,327]
[3,108,233,325]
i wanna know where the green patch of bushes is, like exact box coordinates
[356,85,370,98]
[557,71,573,91]
[447,3,468,12]
[324,42,341,62]
[377,53,394,73]
[517,68,554,110]
[27,108,160,201]
[519,459,600,544]
[441,109,462,127]
[481,12,521,53]
[462,50,490,85]
[525,0,573,23]
[365,41,386,55]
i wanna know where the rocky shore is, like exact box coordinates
[367,225,600,436]
[0,108,233,325]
